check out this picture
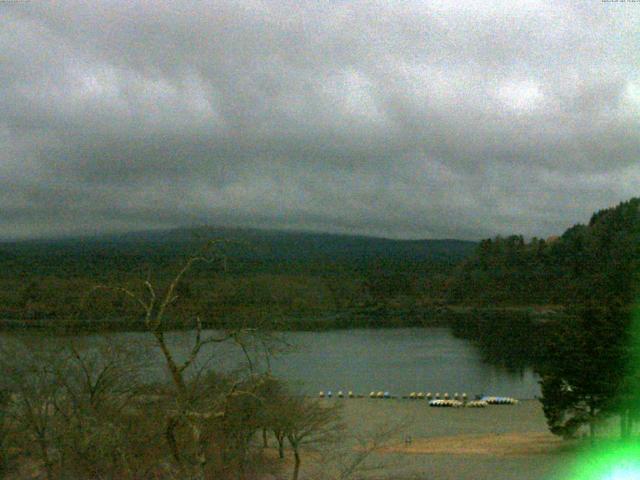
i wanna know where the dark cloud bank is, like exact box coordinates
[1,1,639,240]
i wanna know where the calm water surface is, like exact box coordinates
[2,327,540,399]
[269,328,539,399]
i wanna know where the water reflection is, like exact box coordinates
[449,312,547,376]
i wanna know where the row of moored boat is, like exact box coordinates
[317,391,518,407]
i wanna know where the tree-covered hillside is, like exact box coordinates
[0,227,475,276]
[3,198,638,329]
[446,198,640,307]
[0,227,476,327]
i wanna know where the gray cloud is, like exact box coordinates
[1,0,639,240]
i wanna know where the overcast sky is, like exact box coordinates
[1,0,639,241]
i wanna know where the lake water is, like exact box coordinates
[2,327,540,399]
[269,328,540,399]
[274,328,539,398]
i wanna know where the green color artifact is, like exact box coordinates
[565,442,640,480]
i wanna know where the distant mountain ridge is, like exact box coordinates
[0,226,477,276]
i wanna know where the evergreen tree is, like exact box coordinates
[536,307,629,440]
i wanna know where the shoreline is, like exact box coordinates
[0,304,565,333]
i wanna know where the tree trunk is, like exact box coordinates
[237,451,247,480]
[277,435,285,459]
[237,435,251,480]
[589,404,595,444]
[166,417,182,465]
[43,460,54,480]
[37,436,53,480]
[190,421,207,480]
[262,428,268,448]
[154,331,188,398]
[292,448,301,480]
[621,410,629,439]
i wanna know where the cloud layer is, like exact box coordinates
[1,0,639,240]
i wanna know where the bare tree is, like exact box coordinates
[258,376,291,458]
[0,339,65,480]
[326,419,409,480]
[2,242,288,480]
[0,387,11,475]
[52,339,147,479]
[92,242,280,480]
[283,397,343,480]
[0,336,149,480]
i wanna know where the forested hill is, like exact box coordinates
[0,227,476,276]
[446,198,640,307]
[0,227,477,326]
[5,197,639,328]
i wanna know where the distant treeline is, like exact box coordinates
[0,228,475,329]
[446,198,640,308]
[0,198,638,330]
[3,306,541,333]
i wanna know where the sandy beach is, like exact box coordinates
[331,399,581,480]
